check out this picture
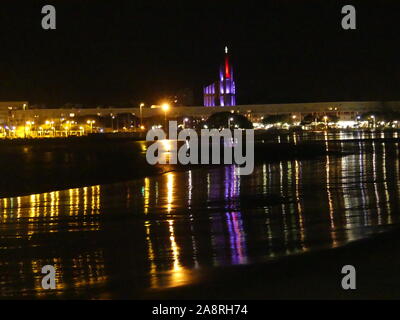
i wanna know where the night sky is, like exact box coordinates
[0,0,399,107]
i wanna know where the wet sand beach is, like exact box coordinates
[0,130,399,299]
[144,228,400,300]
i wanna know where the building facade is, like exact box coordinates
[204,47,236,107]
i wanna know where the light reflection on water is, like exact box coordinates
[0,137,400,298]
[272,130,400,143]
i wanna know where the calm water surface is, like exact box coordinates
[0,132,399,298]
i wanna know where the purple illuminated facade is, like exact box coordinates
[204,47,236,107]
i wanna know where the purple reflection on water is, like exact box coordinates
[226,211,247,265]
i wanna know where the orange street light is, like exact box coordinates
[87,120,95,133]
[162,103,170,128]
[140,103,145,127]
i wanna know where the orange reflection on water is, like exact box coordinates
[145,218,192,289]
[145,220,158,288]
[71,250,107,288]
[144,172,192,289]
[144,177,150,214]
[295,160,306,251]
[2,186,101,223]
[0,185,106,297]
[31,258,65,297]
[168,219,189,287]
[166,172,174,214]
[326,155,338,248]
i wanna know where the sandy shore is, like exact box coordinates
[143,227,400,300]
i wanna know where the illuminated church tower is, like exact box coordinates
[204,47,236,107]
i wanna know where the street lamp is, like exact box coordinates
[370,115,375,128]
[87,120,95,134]
[323,116,328,129]
[140,103,145,128]
[183,117,189,128]
[228,117,234,129]
[111,114,115,131]
[24,121,30,138]
[162,103,170,129]
[24,121,34,138]
[65,120,71,136]
[50,121,55,136]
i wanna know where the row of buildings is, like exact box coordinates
[1,48,400,137]
[1,100,399,125]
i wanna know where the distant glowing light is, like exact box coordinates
[161,139,171,152]
[337,120,357,128]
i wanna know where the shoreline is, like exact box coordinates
[0,138,335,199]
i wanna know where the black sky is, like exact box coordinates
[0,0,399,107]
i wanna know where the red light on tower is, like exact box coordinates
[224,46,231,79]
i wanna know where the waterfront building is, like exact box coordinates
[204,47,236,107]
